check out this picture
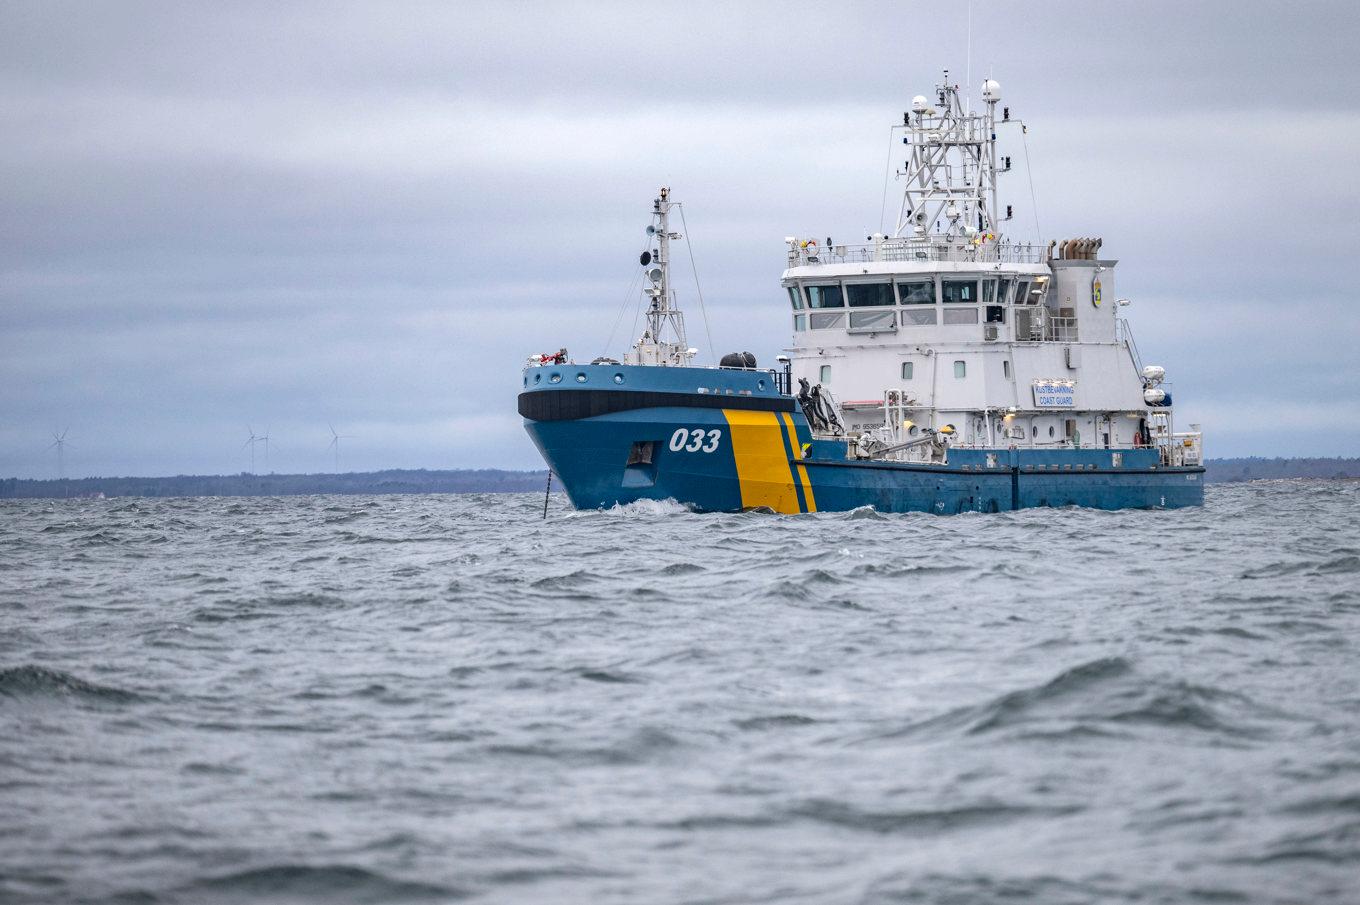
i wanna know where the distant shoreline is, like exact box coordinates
[0,468,546,500]
[3,459,1358,500]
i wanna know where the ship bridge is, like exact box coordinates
[775,72,1193,463]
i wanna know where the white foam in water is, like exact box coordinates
[596,497,693,518]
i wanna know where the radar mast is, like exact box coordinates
[625,187,696,367]
[894,72,1005,245]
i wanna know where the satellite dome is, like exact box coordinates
[911,95,928,114]
[982,79,1001,102]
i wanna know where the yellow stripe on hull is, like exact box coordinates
[781,412,817,513]
[722,409,804,514]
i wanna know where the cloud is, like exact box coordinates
[1,1,1354,477]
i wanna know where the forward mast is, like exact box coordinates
[625,187,696,367]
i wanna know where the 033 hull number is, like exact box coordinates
[669,428,722,453]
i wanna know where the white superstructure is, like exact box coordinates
[781,72,1201,466]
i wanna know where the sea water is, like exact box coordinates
[1,482,1357,904]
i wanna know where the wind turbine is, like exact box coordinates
[243,426,262,474]
[327,423,352,473]
[47,429,70,480]
[258,427,272,472]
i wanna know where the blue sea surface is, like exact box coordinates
[1,482,1358,904]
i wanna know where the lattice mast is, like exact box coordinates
[627,187,695,366]
[894,72,1005,244]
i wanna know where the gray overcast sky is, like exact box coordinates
[3,0,1357,479]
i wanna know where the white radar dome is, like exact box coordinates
[982,79,1001,102]
[911,95,929,113]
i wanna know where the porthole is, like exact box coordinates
[534,373,542,384]
[523,375,528,387]
[613,373,625,384]
[1049,425,1055,437]
[576,372,587,383]
[549,373,562,384]
[757,379,766,390]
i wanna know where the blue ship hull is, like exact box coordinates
[521,364,1204,514]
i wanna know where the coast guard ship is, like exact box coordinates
[519,73,1204,513]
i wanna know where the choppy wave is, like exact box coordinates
[0,481,1356,904]
[181,864,466,903]
[0,665,142,703]
[864,656,1295,745]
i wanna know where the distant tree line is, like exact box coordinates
[1203,457,1360,483]
[2,459,1358,500]
[0,468,548,500]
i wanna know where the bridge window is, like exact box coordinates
[846,283,894,307]
[787,286,803,310]
[953,360,967,378]
[808,311,845,330]
[985,305,1006,323]
[981,279,997,304]
[943,308,978,324]
[997,278,1014,305]
[901,362,914,380]
[901,309,937,325]
[942,279,978,303]
[820,365,831,383]
[793,314,806,331]
[805,284,844,308]
[896,279,936,304]
[1014,280,1032,303]
[849,309,896,331]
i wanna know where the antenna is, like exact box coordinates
[327,422,353,473]
[46,429,70,480]
[965,0,973,113]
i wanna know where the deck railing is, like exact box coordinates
[1044,317,1079,342]
[792,239,1045,267]
[1116,317,1145,375]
